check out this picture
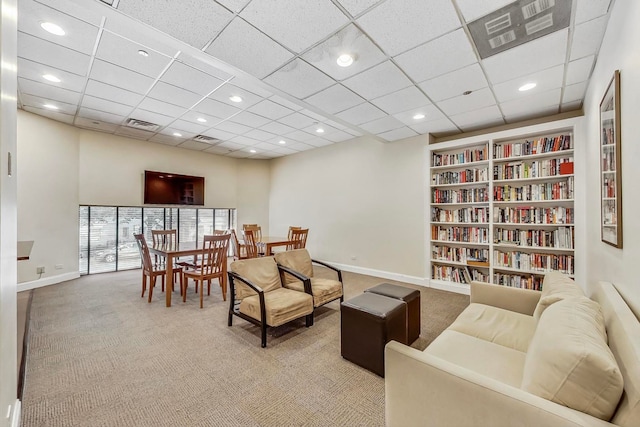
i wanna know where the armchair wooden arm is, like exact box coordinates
[311,259,343,282]
[277,264,312,295]
[227,271,267,332]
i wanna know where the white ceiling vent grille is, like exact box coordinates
[485,13,512,35]
[522,0,556,20]
[488,30,516,49]
[193,135,221,144]
[525,13,554,35]
[125,118,160,131]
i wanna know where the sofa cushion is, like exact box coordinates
[425,330,526,388]
[285,277,342,307]
[230,256,282,300]
[274,249,314,284]
[522,297,624,421]
[533,271,584,320]
[239,287,313,327]
[448,303,537,352]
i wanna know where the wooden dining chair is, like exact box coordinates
[231,229,248,260]
[288,228,309,250]
[243,229,259,259]
[151,229,176,265]
[182,234,231,308]
[271,226,303,255]
[243,225,264,255]
[134,234,183,303]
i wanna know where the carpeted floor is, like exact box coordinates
[20,267,469,427]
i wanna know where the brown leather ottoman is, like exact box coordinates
[365,283,421,345]
[340,293,406,377]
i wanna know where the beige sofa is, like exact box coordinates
[385,273,640,427]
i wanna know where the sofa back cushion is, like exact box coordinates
[230,256,281,300]
[274,249,313,284]
[522,296,623,421]
[533,271,584,320]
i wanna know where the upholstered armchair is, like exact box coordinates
[274,249,344,311]
[228,256,314,348]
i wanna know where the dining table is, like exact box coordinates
[244,236,293,255]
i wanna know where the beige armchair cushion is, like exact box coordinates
[285,278,343,307]
[230,256,282,300]
[274,249,313,284]
[522,297,624,421]
[239,287,313,327]
[533,271,585,320]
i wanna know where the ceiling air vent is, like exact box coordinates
[124,118,160,132]
[193,135,221,144]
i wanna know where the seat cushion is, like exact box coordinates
[239,287,313,327]
[533,271,584,320]
[274,249,313,284]
[285,278,342,307]
[448,303,537,352]
[425,330,527,388]
[230,257,281,300]
[522,296,624,421]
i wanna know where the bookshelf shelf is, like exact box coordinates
[493,243,574,253]
[493,174,573,185]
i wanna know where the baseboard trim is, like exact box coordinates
[325,262,427,287]
[427,279,471,295]
[10,399,20,427]
[17,271,80,292]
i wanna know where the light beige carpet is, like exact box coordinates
[20,267,469,427]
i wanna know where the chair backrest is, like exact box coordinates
[288,228,308,250]
[213,230,226,235]
[199,234,230,277]
[274,249,313,284]
[151,229,176,247]
[243,224,262,242]
[287,226,302,239]
[243,229,259,259]
[134,234,153,273]
[230,229,243,258]
[230,256,282,300]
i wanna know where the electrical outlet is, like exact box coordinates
[36,266,45,274]
[55,264,63,270]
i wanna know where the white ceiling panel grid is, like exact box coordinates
[342,61,412,100]
[263,59,335,99]
[418,63,488,102]
[304,84,365,114]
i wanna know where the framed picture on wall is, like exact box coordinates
[600,70,622,248]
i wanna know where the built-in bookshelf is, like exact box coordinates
[428,126,576,293]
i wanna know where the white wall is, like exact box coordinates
[270,135,427,282]
[582,0,640,316]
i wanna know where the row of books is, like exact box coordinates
[493,179,574,202]
[603,176,617,198]
[493,134,572,159]
[602,200,618,225]
[431,207,489,223]
[432,188,489,204]
[493,206,574,225]
[432,265,490,284]
[431,168,489,185]
[493,250,574,275]
[602,125,615,146]
[602,146,616,172]
[493,157,574,180]
[432,146,488,167]
[431,226,489,243]
[494,226,574,249]
[493,273,543,291]
[431,245,489,263]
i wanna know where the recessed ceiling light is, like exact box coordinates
[519,82,537,92]
[40,22,65,36]
[43,104,59,110]
[42,74,61,83]
[249,149,257,153]
[413,113,425,120]
[196,117,207,123]
[229,95,242,103]
[336,54,354,67]
[316,128,325,133]
[173,132,182,137]
[138,50,149,57]
[278,140,286,145]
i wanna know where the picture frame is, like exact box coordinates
[600,70,622,248]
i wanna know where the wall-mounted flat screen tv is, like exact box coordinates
[144,170,205,205]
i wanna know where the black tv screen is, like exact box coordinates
[144,170,205,205]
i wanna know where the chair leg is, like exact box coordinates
[200,280,204,309]
[306,314,313,327]
[141,273,147,298]
[183,277,188,303]
[228,311,233,326]
[207,280,211,296]
[161,274,165,292]
[220,277,227,302]
[149,276,155,303]
[261,324,267,348]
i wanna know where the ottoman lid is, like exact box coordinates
[342,293,404,318]
[366,283,419,300]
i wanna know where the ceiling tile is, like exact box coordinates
[147,82,202,109]
[217,141,246,150]
[23,105,74,124]
[269,95,304,111]
[570,16,607,60]
[159,128,196,139]
[449,105,504,131]
[278,112,320,129]
[284,130,316,142]
[359,115,404,134]
[240,0,349,52]
[394,29,477,82]
[18,58,87,93]
[409,117,459,135]
[33,0,104,26]
[305,138,334,148]
[566,55,595,85]
[161,61,226,97]
[193,98,241,121]
[18,33,91,76]
[175,53,234,82]
[137,97,187,118]
[335,102,386,125]
[247,99,295,120]
[128,109,175,127]
[303,123,338,135]
[149,134,185,146]
[117,0,233,49]
[455,0,514,22]
[493,65,564,103]
[78,107,125,124]
[436,87,497,116]
[90,59,155,95]
[205,17,294,79]
[21,93,77,115]
[263,59,335,99]
[270,146,299,156]
[204,145,234,155]
[181,111,220,127]
[171,118,209,134]
[200,128,235,141]
[287,141,315,151]
[95,31,174,79]
[483,29,568,84]
[85,80,144,107]
[357,0,461,56]
[336,0,382,17]
[226,150,252,158]
[244,129,277,142]
[103,17,182,58]
[324,130,356,142]
[500,88,561,119]
[370,86,431,115]
[230,135,261,146]
[74,116,120,133]
[259,121,296,136]
[575,0,612,24]
[392,104,446,126]
[299,109,327,122]
[377,126,419,142]
[342,61,412,99]
[81,95,133,117]
[562,81,588,103]
[19,78,81,105]
[229,110,270,128]
[216,0,251,13]
[301,24,387,81]
[251,142,278,151]
[208,83,264,109]
[177,139,212,151]
[304,84,364,114]
[418,63,487,102]
[213,120,253,135]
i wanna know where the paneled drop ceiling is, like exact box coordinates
[17,0,612,159]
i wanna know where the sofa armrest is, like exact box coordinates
[385,341,614,427]
[470,281,541,315]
